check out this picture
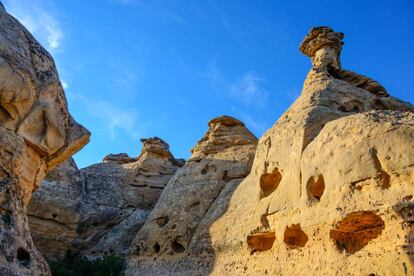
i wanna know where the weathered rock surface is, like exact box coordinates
[199,27,414,275]
[126,26,414,275]
[126,116,258,275]
[0,3,90,275]
[28,137,183,261]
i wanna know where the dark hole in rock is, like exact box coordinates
[52,214,57,219]
[6,255,13,263]
[335,98,363,113]
[247,232,276,253]
[339,104,360,113]
[260,169,282,199]
[153,243,160,253]
[155,216,169,227]
[201,165,209,175]
[403,195,413,202]
[260,214,270,228]
[2,212,12,226]
[190,201,200,208]
[371,99,387,110]
[222,170,230,182]
[307,174,325,201]
[375,170,390,189]
[171,240,185,253]
[283,224,308,249]
[330,211,385,254]
[92,222,98,227]
[171,224,176,229]
[16,248,31,268]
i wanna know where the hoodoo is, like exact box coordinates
[201,26,414,275]
[28,137,184,260]
[127,26,414,275]
[126,115,258,275]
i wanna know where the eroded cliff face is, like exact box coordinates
[126,116,258,275]
[28,137,183,261]
[202,27,414,275]
[0,3,90,275]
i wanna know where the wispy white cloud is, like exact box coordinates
[205,57,268,106]
[229,72,268,105]
[3,0,63,52]
[67,93,144,140]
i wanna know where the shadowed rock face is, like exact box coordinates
[126,115,257,275]
[28,137,183,261]
[0,3,90,275]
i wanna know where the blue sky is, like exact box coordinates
[4,0,413,168]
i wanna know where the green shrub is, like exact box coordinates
[49,253,124,276]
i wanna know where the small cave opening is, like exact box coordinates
[171,240,185,253]
[329,211,385,254]
[16,248,31,268]
[246,232,276,253]
[283,224,308,249]
[52,213,57,219]
[153,243,160,254]
[260,169,282,199]
[307,174,325,201]
[155,216,169,227]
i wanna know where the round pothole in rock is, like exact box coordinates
[246,232,276,253]
[307,174,325,201]
[329,211,385,254]
[16,248,31,268]
[260,169,282,199]
[283,224,308,249]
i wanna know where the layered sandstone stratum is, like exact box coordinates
[125,27,414,275]
[0,3,89,276]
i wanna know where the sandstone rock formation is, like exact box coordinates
[126,27,414,275]
[126,116,258,275]
[206,27,414,275]
[28,137,183,261]
[0,4,90,275]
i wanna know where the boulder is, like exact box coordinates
[0,4,89,275]
[28,137,183,260]
[126,115,258,275]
